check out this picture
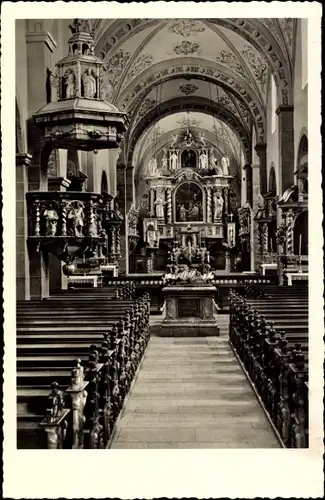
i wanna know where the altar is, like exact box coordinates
[161,283,219,337]
[138,128,238,274]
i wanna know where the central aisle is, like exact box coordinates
[110,316,280,449]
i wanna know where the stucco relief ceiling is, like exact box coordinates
[92,17,294,171]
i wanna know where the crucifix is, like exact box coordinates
[229,213,234,222]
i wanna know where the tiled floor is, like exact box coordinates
[110,315,280,449]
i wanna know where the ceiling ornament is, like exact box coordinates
[178,83,199,95]
[168,20,205,37]
[101,49,131,101]
[138,97,157,118]
[213,125,231,147]
[215,50,249,81]
[240,44,268,92]
[176,116,202,128]
[122,63,265,141]
[173,40,200,56]
[278,18,294,53]
[127,53,154,80]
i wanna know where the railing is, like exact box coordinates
[229,290,308,448]
[39,292,150,449]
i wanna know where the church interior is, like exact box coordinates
[15,18,309,450]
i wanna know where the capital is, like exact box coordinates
[276,105,294,116]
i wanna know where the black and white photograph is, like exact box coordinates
[2,3,323,499]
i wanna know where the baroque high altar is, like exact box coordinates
[142,130,235,273]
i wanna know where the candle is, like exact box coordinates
[298,234,302,257]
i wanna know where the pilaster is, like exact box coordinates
[276,105,294,193]
[16,153,32,300]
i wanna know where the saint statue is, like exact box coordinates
[66,71,75,99]
[148,157,158,177]
[171,133,178,148]
[154,193,165,219]
[68,201,85,237]
[179,204,187,221]
[199,132,206,146]
[146,225,158,248]
[214,191,224,220]
[82,68,96,98]
[199,151,208,170]
[161,151,168,171]
[170,152,178,171]
[221,156,230,176]
[43,204,59,236]
[190,203,199,220]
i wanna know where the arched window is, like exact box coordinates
[271,75,277,134]
[101,171,108,194]
[301,19,308,88]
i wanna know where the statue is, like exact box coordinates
[170,152,178,171]
[68,201,84,237]
[199,151,208,170]
[179,204,187,221]
[65,71,75,99]
[161,151,168,170]
[115,202,124,221]
[171,133,178,148]
[214,190,224,219]
[190,203,199,220]
[154,193,165,219]
[221,156,230,175]
[199,132,206,146]
[43,204,59,236]
[210,153,222,174]
[146,224,158,248]
[82,68,96,98]
[148,157,158,177]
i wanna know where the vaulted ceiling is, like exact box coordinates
[90,18,295,175]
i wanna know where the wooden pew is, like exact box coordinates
[17,290,150,449]
[229,285,308,448]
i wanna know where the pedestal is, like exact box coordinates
[160,285,219,337]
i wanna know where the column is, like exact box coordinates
[243,164,252,206]
[255,143,267,196]
[261,222,269,256]
[224,187,229,215]
[125,165,135,214]
[16,154,32,300]
[167,188,172,224]
[150,188,155,217]
[26,21,57,116]
[276,105,294,193]
[285,209,294,255]
[206,187,212,223]
[225,250,231,273]
[251,164,261,211]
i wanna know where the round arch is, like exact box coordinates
[127,96,252,165]
[119,58,266,141]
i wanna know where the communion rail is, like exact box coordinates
[17,287,149,449]
[229,287,308,448]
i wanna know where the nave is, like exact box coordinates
[17,280,308,450]
[110,328,279,449]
